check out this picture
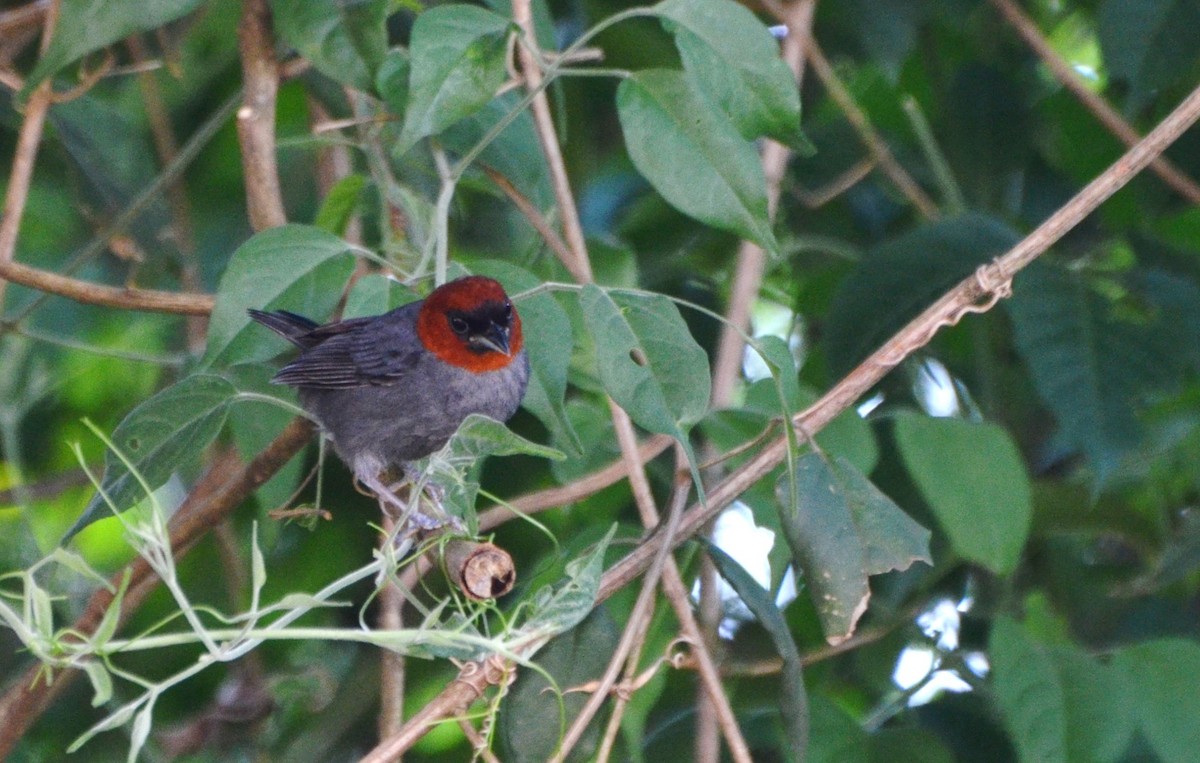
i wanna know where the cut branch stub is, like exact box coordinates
[443,539,516,600]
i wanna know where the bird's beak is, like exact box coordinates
[473,323,512,356]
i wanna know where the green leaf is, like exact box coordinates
[202,224,357,369]
[513,524,616,648]
[1098,0,1200,113]
[376,48,410,117]
[655,0,808,150]
[809,695,869,763]
[616,69,776,252]
[223,364,305,515]
[444,414,566,462]
[271,0,388,92]
[66,374,236,541]
[396,4,512,156]
[824,213,1020,378]
[991,616,1067,763]
[1054,646,1135,763]
[314,174,367,236]
[705,541,808,761]
[474,261,576,450]
[869,728,954,763]
[752,335,805,414]
[1115,639,1200,763]
[499,608,620,763]
[1007,262,1198,484]
[893,414,1031,575]
[778,453,930,643]
[22,0,205,97]
[341,273,420,319]
[580,285,710,442]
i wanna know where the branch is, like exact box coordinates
[989,0,1200,206]
[237,0,287,230]
[0,258,214,314]
[598,77,1200,601]
[0,0,59,311]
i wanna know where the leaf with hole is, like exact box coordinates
[580,285,710,441]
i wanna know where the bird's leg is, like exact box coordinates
[397,465,464,533]
[355,467,443,531]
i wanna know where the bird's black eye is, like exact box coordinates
[449,316,469,335]
[502,302,513,320]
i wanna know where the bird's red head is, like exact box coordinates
[416,276,524,373]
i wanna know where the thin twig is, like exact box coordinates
[806,38,940,219]
[989,0,1200,205]
[511,0,593,283]
[550,467,688,762]
[0,0,59,312]
[480,164,575,272]
[378,515,406,745]
[127,34,206,348]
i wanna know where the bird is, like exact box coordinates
[248,275,530,526]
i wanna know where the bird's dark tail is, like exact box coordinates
[248,309,321,348]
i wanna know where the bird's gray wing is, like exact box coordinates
[271,304,421,389]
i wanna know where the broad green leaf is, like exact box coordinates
[1098,0,1200,113]
[991,616,1067,763]
[396,5,512,156]
[499,608,620,763]
[580,285,710,440]
[655,0,807,150]
[868,728,954,763]
[341,273,420,319]
[22,0,205,97]
[706,542,808,761]
[1007,263,1199,484]
[376,48,410,117]
[893,414,1031,575]
[616,69,776,252]
[271,0,388,92]
[474,261,576,450]
[65,374,236,541]
[824,213,1020,378]
[779,453,930,643]
[314,174,367,236]
[1054,646,1134,763]
[1115,639,1200,763]
[203,225,357,369]
[809,695,869,763]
